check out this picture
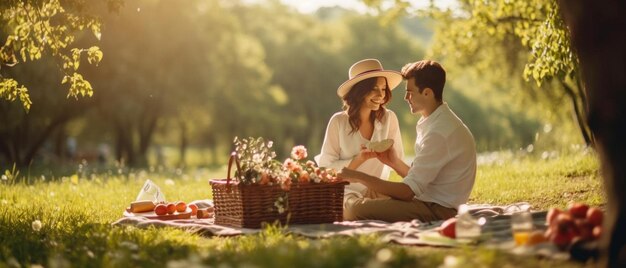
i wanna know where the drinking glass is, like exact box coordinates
[511,211,534,245]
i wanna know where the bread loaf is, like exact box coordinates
[130,200,156,213]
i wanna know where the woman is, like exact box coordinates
[316,59,404,201]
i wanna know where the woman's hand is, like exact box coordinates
[347,145,377,169]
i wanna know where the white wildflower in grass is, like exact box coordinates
[1,175,7,181]
[165,179,175,186]
[441,255,463,268]
[32,220,42,231]
[252,153,263,164]
[376,248,392,262]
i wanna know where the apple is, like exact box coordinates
[439,218,456,239]
[551,230,574,250]
[546,207,562,225]
[586,207,603,226]
[155,204,168,216]
[176,201,187,213]
[555,213,574,232]
[574,218,594,241]
[568,203,589,219]
[188,204,198,216]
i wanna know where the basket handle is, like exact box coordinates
[226,151,242,186]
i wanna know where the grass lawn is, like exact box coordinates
[0,151,603,267]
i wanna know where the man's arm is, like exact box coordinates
[337,168,415,201]
[375,146,411,177]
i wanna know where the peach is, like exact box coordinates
[176,201,187,213]
[527,230,548,245]
[166,203,176,214]
[155,204,168,216]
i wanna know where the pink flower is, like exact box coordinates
[281,178,292,191]
[283,158,296,170]
[298,171,310,183]
[291,145,308,160]
[293,163,303,173]
[259,172,270,185]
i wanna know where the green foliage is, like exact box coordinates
[0,0,116,111]
[0,78,31,110]
[0,152,600,267]
[429,0,576,87]
[362,0,591,145]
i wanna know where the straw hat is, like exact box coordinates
[337,59,403,97]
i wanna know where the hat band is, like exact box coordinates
[351,68,383,79]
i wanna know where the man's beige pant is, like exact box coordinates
[343,189,457,222]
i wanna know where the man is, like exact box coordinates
[338,60,477,222]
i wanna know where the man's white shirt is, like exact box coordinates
[402,103,477,209]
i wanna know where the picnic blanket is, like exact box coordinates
[112,201,569,260]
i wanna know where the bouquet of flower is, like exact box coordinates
[233,137,338,191]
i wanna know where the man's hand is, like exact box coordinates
[375,145,398,167]
[375,145,410,177]
[337,167,415,201]
[337,167,366,183]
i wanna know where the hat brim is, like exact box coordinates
[337,70,403,97]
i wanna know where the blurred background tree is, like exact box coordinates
[1,0,585,171]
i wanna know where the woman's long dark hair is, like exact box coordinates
[342,77,392,134]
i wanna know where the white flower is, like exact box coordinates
[1,175,7,181]
[165,179,175,186]
[32,220,42,231]
[252,153,263,164]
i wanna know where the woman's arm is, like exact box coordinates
[316,114,353,170]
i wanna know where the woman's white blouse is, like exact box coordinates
[315,109,404,195]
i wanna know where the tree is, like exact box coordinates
[363,0,593,146]
[558,1,626,266]
[0,0,122,111]
[0,57,93,167]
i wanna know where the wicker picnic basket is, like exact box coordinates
[210,152,348,228]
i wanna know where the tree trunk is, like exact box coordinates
[561,80,593,146]
[179,120,187,167]
[558,1,626,267]
[22,113,71,166]
[114,122,135,167]
[137,116,158,167]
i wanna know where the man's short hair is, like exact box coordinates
[401,60,446,102]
